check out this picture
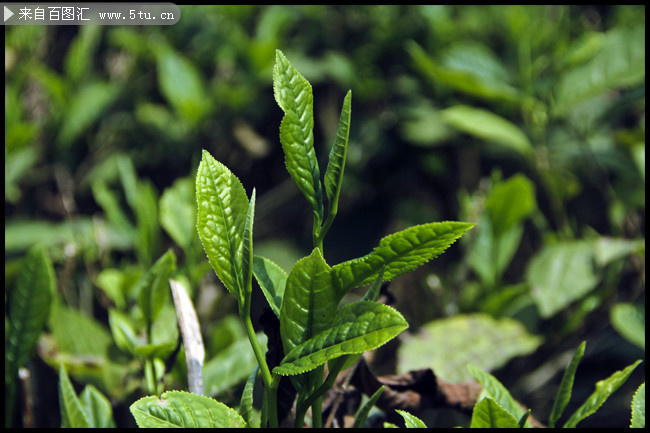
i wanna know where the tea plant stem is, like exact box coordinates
[240,313,278,428]
[311,366,324,428]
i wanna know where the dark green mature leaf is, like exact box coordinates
[470,397,519,428]
[59,364,90,428]
[630,382,645,428]
[6,246,55,383]
[549,341,586,428]
[196,150,249,298]
[280,248,338,354]
[253,255,288,318]
[80,384,116,428]
[467,365,531,427]
[324,90,351,216]
[332,221,474,298]
[527,241,599,318]
[353,386,384,428]
[274,301,408,376]
[136,249,177,326]
[564,360,642,428]
[273,49,324,222]
[396,409,428,428]
[130,390,247,428]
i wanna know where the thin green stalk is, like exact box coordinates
[311,366,324,428]
[241,313,278,428]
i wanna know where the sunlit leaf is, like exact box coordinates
[253,255,288,318]
[130,390,247,428]
[332,221,474,297]
[273,49,324,222]
[398,314,541,384]
[80,384,116,428]
[470,397,519,428]
[630,382,645,428]
[610,303,645,350]
[396,409,428,428]
[323,90,351,217]
[59,364,90,428]
[564,360,642,428]
[274,301,408,376]
[196,150,249,298]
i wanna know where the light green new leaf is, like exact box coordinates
[470,397,519,428]
[136,249,177,326]
[253,255,288,318]
[241,189,256,309]
[324,90,351,217]
[527,241,599,318]
[353,386,384,428]
[59,364,90,428]
[130,390,247,428]
[440,105,533,158]
[467,365,530,427]
[549,341,586,428]
[273,49,324,222]
[196,150,250,298]
[6,246,55,383]
[332,221,474,297]
[80,384,116,428]
[610,303,645,351]
[280,248,339,354]
[108,309,142,356]
[274,301,408,376]
[396,409,428,428]
[564,360,642,428]
[630,382,645,428]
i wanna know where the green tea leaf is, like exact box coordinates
[273,49,324,222]
[332,221,474,297]
[241,189,256,309]
[130,390,247,428]
[196,150,250,298]
[527,241,599,318]
[610,303,645,351]
[554,25,645,116]
[484,174,536,237]
[203,333,268,397]
[630,382,645,428]
[6,246,55,382]
[398,314,541,384]
[396,409,428,428]
[470,397,519,428]
[253,255,288,318]
[564,360,642,428]
[108,309,142,356]
[280,248,338,354]
[440,105,533,158]
[59,364,90,428]
[549,341,586,428]
[467,365,530,427]
[155,43,209,124]
[594,237,645,267]
[80,384,116,428]
[239,366,259,428]
[274,301,408,376]
[353,386,384,428]
[323,90,351,217]
[136,249,177,326]
[49,299,113,357]
[159,177,196,252]
[133,180,161,267]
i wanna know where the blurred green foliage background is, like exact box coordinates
[5,5,645,428]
